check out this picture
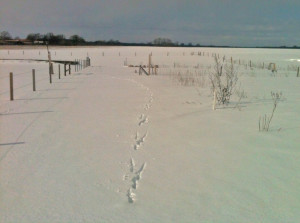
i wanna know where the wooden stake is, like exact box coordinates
[49,70,52,84]
[59,64,61,79]
[10,72,14,101]
[148,54,151,75]
[32,69,36,91]
[297,67,299,77]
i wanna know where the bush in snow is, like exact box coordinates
[209,55,238,105]
[259,91,283,132]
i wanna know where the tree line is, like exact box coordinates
[1,31,299,48]
[0,31,199,47]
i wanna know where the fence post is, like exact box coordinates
[49,70,52,84]
[58,64,61,79]
[10,72,14,101]
[69,64,71,75]
[148,54,151,75]
[297,67,299,77]
[32,69,36,91]
[51,63,54,74]
[64,63,66,76]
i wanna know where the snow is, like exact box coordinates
[0,46,300,222]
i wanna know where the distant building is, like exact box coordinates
[33,40,45,44]
[1,39,32,45]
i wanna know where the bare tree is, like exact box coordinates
[0,31,12,40]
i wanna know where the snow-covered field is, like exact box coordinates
[0,46,299,222]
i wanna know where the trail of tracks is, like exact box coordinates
[120,78,154,203]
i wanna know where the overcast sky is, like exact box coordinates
[1,0,300,46]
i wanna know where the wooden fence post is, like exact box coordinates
[51,63,54,74]
[59,64,61,79]
[297,67,299,77]
[69,64,71,75]
[148,54,151,75]
[10,72,14,101]
[64,63,66,76]
[32,69,36,91]
[49,70,52,84]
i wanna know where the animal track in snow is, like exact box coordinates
[144,104,151,110]
[138,114,148,126]
[126,162,147,203]
[131,162,146,189]
[134,132,147,150]
[127,188,136,203]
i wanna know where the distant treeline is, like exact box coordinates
[1,31,299,49]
